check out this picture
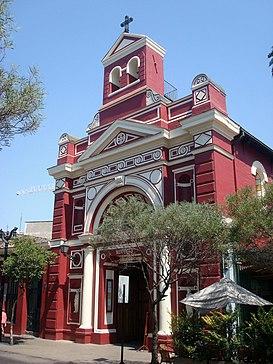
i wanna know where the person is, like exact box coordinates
[1,309,7,337]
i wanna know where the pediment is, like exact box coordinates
[102,33,143,63]
[78,119,162,162]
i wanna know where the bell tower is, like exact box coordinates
[101,18,166,108]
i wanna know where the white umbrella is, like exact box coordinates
[181,277,272,310]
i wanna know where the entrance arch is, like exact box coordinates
[84,174,163,233]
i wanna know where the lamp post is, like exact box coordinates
[0,227,17,342]
[60,242,76,262]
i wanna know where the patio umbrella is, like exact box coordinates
[181,277,272,310]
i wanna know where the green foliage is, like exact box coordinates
[0,0,44,149]
[226,184,273,271]
[97,196,228,254]
[172,310,241,362]
[241,308,273,362]
[171,312,203,358]
[201,311,240,361]
[2,236,56,284]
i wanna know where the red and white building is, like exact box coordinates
[36,30,273,344]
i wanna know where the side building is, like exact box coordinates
[43,30,273,344]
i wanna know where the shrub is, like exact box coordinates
[241,308,273,362]
[171,311,203,358]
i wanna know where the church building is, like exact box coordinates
[39,22,273,345]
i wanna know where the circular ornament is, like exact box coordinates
[150,169,162,184]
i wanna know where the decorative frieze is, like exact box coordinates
[169,142,193,161]
[86,148,163,181]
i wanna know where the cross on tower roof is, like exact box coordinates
[120,15,133,33]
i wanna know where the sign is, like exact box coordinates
[118,275,129,303]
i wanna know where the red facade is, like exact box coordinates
[30,31,273,344]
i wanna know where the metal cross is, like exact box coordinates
[120,15,133,33]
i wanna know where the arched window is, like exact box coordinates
[126,56,140,84]
[251,161,268,197]
[109,66,122,93]
[176,172,194,202]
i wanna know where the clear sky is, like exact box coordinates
[0,0,272,232]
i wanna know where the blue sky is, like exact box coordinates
[0,0,272,231]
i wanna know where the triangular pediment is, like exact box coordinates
[78,119,162,162]
[102,33,144,63]
[102,32,165,66]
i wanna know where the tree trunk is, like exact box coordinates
[151,303,159,364]
[9,299,17,345]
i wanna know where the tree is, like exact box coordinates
[268,47,273,77]
[93,197,228,364]
[2,236,56,344]
[0,0,44,150]
[226,183,273,272]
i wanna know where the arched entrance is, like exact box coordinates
[94,189,151,344]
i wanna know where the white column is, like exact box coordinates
[79,246,93,329]
[158,247,172,335]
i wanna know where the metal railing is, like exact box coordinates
[164,80,178,101]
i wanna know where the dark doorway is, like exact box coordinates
[27,279,42,333]
[116,264,149,344]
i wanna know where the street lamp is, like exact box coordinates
[60,243,76,262]
[0,227,18,342]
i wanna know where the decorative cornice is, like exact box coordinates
[181,109,240,141]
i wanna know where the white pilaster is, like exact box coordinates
[158,247,172,335]
[79,246,94,329]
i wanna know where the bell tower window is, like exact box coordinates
[109,66,121,93]
[127,56,140,84]
[251,161,268,197]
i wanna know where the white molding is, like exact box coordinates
[100,85,147,111]
[251,160,268,182]
[191,144,234,160]
[78,119,162,162]
[102,33,166,67]
[85,176,163,233]
[181,109,240,141]
[108,79,140,97]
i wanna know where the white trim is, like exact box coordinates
[251,160,268,182]
[181,109,240,141]
[168,98,193,120]
[109,66,122,85]
[108,79,140,97]
[102,33,165,67]
[78,119,162,162]
[126,55,140,74]
[86,177,163,233]
[93,248,100,333]
[70,249,83,270]
[79,247,94,329]
[191,144,234,160]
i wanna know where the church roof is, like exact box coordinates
[101,32,166,66]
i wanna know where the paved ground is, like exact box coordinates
[0,335,151,363]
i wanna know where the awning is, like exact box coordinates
[181,277,272,310]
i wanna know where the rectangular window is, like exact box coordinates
[72,196,85,235]
[106,279,113,312]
